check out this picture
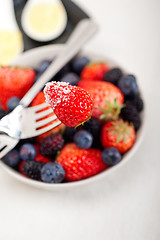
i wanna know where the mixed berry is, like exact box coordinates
[0,55,144,184]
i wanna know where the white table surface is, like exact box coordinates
[0,0,160,239]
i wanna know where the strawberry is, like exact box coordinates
[78,80,124,119]
[31,91,45,106]
[0,66,35,110]
[43,81,93,127]
[101,119,136,153]
[57,143,107,181]
[81,62,109,81]
[30,91,65,143]
[34,153,50,163]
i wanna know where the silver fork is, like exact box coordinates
[0,18,98,159]
[18,103,61,139]
[0,104,60,138]
[0,103,61,158]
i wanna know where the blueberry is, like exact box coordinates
[121,101,141,131]
[104,68,123,85]
[0,109,6,119]
[16,138,36,149]
[53,64,71,81]
[60,72,80,85]
[7,97,20,111]
[132,96,144,112]
[63,127,77,142]
[117,74,139,98]
[71,56,90,75]
[73,130,93,149]
[34,72,42,83]
[102,147,122,166]
[2,149,20,168]
[20,143,36,161]
[41,162,65,183]
[83,118,102,149]
[38,60,51,74]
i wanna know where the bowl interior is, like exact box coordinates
[0,44,146,190]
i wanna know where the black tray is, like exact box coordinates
[13,0,89,51]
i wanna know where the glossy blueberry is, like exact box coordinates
[41,162,65,183]
[104,68,123,84]
[71,56,90,74]
[102,147,122,166]
[60,72,80,85]
[38,60,51,74]
[2,149,20,168]
[7,97,20,111]
[117,74,139,98]
[73,130,93,149]
[20,143,36,161]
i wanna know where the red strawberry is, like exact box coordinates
[35,153,50,163]
[44,81,93,127]
[57,143,107,181]
[81,62,109,81]
[31,91,45,106]
[0,66,35,110]
[101,119,135,153]
[78,80,124,119]
[30,91,65,143]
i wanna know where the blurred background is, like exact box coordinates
[0,0,160,239]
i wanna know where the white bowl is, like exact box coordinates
[0,44,146,190]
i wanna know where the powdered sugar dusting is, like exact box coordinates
[44,81,71,110]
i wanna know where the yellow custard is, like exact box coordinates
[0,30,23,65]
[29,2,63,34]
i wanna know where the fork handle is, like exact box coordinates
[20,18,98,107]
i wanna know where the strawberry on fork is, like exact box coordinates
[44,81,93,127]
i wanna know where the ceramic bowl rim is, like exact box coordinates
[0,44,147,190]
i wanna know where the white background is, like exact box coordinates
[0,0,160,239]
